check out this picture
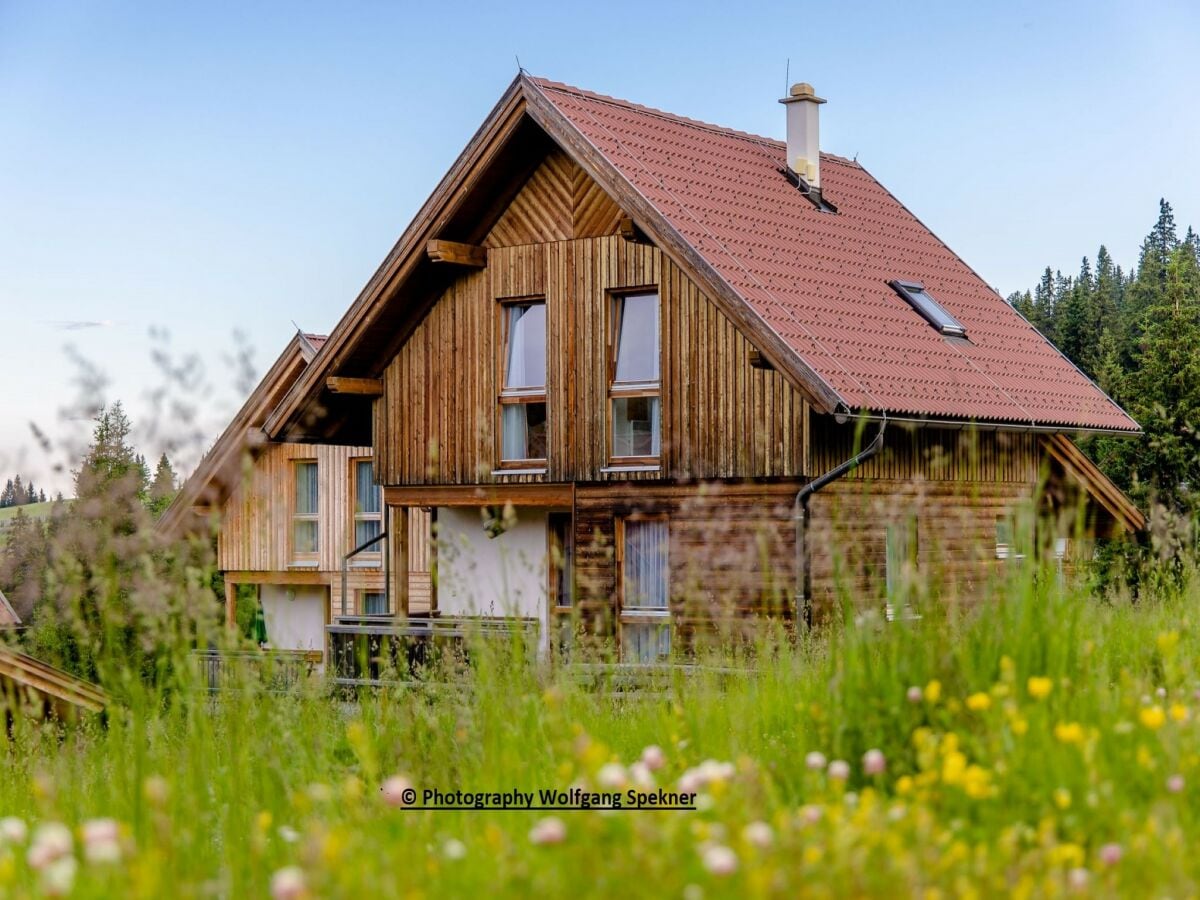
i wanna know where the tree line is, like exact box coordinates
[1006,199,1200,513]
[0,476,50,508]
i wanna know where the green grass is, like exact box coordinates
[0,502,55,524]
[2,558,1200,897]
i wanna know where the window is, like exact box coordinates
[291,461,319,561]
[609,292,661,461]
[890,281,967,338]
[548,512,574,609]
[996,516,1027,562]
[619,518,670,663]
[353,459,382,553]
[499,300,547,463]
[885,519,918,622]
[360,591,388,616]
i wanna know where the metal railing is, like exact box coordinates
[191,648,323,693]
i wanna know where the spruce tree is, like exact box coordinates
[148,453,178,518]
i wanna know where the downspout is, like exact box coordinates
[794,414,888,627]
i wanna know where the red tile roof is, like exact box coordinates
[532,79,1137,432]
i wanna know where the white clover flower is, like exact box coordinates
[641,745,666,771]
[380,775,413,808]
[804,751,827,771]
[741,821,773,849]
[1067,867,1090,892]
[1167,774,1185,794]
[629,761,655,788]
[529,817,567,845]
[678,769,703,794]
[701,843,738,876]
[442,838,467,860]
[1098,843,1123,865]
[27,823,72,871]
[697,760,734,783]
[906,686,924,704]
[0,817,27,845]
[799,804,823,825]
[827,759,851,781]
[277,825,300,844]
[862,748,886,776]
[596,762,628,789]
[270,865,307,900]
[40,856,77,897]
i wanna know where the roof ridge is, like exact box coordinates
[530,76,858,167]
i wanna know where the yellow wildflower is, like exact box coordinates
[1170,703,1189,723]
[1027,676,1053,700]
[1054,722,1085,745]
[1053,788,1072,810]
[1157,631,1180,655]
[925,680,942,704]
[896,775,914,795]
[966,692,992,712]
[1048,842,1085,867]
[1140,706,1167,730]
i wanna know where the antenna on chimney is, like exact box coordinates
[784,58,790,97]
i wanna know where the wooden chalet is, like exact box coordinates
[178,76,1144,667]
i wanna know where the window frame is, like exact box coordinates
[290,459,320,566]
[884,517,919,622]
[616,514,671,663]
[607,288,663,466]
[890,280,967,338]
[496,295,549,468]
[548,511,574,611]
[358,589,389,617]
[350,457,383,565]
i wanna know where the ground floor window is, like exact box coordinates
[360,590,388,616]
[885,518,918,622]
[619,517,670,663]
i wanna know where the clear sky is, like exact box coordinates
[2,0,1198,494]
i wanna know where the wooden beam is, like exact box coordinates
[426,240,487,267]
[222,570,330,586]
[384,482,574,509]
[618,216,648,243]
[326,376,383,396]
[224,579,237,629]
[391,506,410,617]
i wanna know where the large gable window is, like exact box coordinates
[609,291,661,461]
[890,281,967,338]
[499,299,547,464]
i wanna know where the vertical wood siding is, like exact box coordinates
[376,233,809,485]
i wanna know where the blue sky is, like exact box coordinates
[2,0,1198,493]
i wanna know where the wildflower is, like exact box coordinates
[896,775,914,795]
[1067,867,1090,892]
[81,819,121,864]
[1052,788,1072,810]
[799,804,822,825]
[966,692,992,712]
[741,821,773,849]
[678,770,704,794]
[701,843,738,876]
[906,686,923,704]
[804,751,827,771]
[1156,686,1168,699]
[529,817,567,845]
[442,838,467,860]
[1140,706,1167,730]
[27,823,72,871]
[924,680,942,703]
[641,745,666,771]
[629,761,655,788]
[1011,717,1029,736]
[862,748,886,776]
[1157,631,1180,655]
[827,760,850,781]
[596,763,628,789]
[1054,722,1085,745]
[270,866,307,900]
[1027,677,1053,700]
[0,817,27,845]
[1170,703,1189,722]
[41,857,77,898]
[277,826,300,845]
[1167,774,1185,794]
[1098,843,1123,865]
[380,775,413,807]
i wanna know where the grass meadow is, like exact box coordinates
[2,546,1200,899]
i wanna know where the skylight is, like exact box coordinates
[890,281,966,337]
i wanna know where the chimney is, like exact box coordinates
[779,82,826,188]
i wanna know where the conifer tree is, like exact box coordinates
[148,453,178,518]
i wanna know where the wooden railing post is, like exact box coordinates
[224,579,237,629]
[392,506,410,617]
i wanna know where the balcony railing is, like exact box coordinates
[326,613,539,687]
[191,648,323,693]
